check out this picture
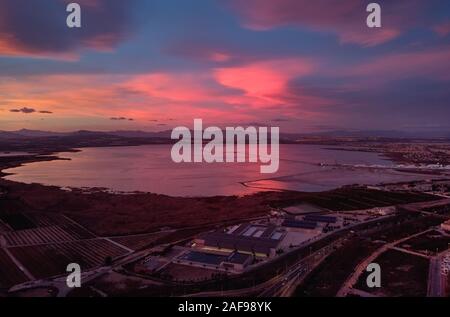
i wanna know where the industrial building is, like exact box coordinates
[176,250,253,272]
[175,213,345,273]
[222,252,253,271]
[304,215,337,223]
[282,219,317,230]
[194,223,286,258]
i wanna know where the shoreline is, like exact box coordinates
[2,142,448,196]
[0,154,68,179]
[1,142,448,237]
[0,150,305,236]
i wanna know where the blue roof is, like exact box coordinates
[180,251,227,265]
[226,252,252,264]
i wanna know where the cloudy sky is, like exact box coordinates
[0,0,449,132]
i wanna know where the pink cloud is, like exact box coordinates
[226,0,424,47]
[122,59,331,124]
[214,58,315,107]
[125,73,227,103]
[0,57,332,131]
[348,47,450,81]
[433,21,450,37]
[209,52,232,63]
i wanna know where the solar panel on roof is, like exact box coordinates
[226,252,252,264]
[203,231,280,255]
[181,251,227,265]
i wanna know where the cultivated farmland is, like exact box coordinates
[0,248,29,289]
[9,238,130,279]
[1,213,95,247]
[110,232,170,251]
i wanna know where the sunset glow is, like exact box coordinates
[0,0,449,133]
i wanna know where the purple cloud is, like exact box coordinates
[10,107,36,114]
[0,0,136,58]
[9,107,54,114]
[110,117,134,121]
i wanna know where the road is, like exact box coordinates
[8,245,163,296]
[336,229,432,297]
[185,239,343,298]
[402,198,450,220]
[428,255,444,297]
[259,241,341,297]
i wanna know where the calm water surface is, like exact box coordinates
[3,145,429,196]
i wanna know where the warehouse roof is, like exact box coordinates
[202,231,280,255]
[282,220,317,229]
[304,215,337,223]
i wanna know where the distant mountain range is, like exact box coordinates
[1,128,450,140]
[0,129,172,139]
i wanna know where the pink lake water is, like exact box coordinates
[3,144,431,197]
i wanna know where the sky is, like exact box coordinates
[0,0,449,133]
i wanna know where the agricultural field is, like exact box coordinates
[110,232,170,251]
[304,188,437,211]
[0,212,35,231]
[69,271,164,297]
[368,215,444,243]
[355,249,429,297]
[398,230,450,256]
[1,213,95,247]
[8,238,130,279]
[0,221,10,232]
[0,248,29,289]
[0,211,132,283]
[423,204,450,215]
[2,224,94,247]
[158,263,218,282]
[294,238,381,297]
